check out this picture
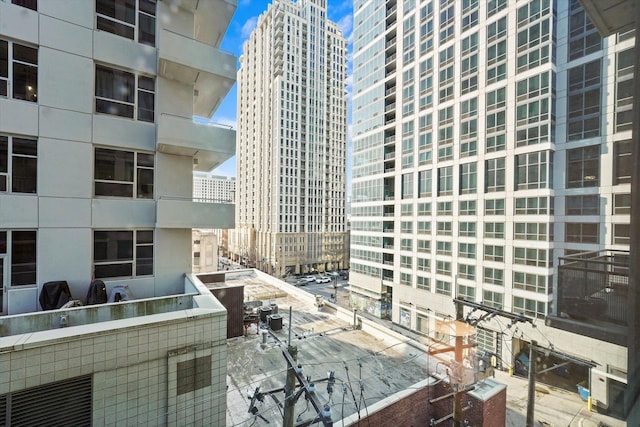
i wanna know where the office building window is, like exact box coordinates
[401,238,412,251]
[484,267,503,286]
[417,276,430,292]
[514,223,551,241]
[567,145,599,188]
[484,222,504,239]
[484,245,504,262]
[0,39,38,101]
[438,166,453,196]
[487,0,507,17]
[513,297,546,317]
[0,135,37,194]
[514,272,549,294]
[93,230,153,278]
[436,260,451,276]
[568,0,601,60]
[613,224,630,245]
[95,65,155,122]
[418,169,432,197]
[417,202,431,215]
[483,290,503,309]
[516,2,552,73]
[437,201,452,216]
[460,162,477,194]
[401,173,414,199]
[436,279,451,296]
[485,157,505,192]
[459,243,476,259]
[615,48,634,133]
[613,193,631,215]
[459,222,476,237]
[457,284,475,301]
[514,247,550,267]
[436,221,451,236]
[614,140,632,185]
[485,198,505,215]
[515,151,551,190]
[459,200,476,215]
[486,110,505,134]
[401,221,413,234]
[514,196,553,215]
[417,257,429,272]
[400,255,412,269]
[96,0,156,47]
[565,195,599,215]
[436,241,452,256]
[565,223,598,243]
[418,221,431,235]
[458,264,476,281]
[10,230,37,286]
[417,239,430,253]
[94,148,154,198]
[400,272,413,286]
[567,59,601,141]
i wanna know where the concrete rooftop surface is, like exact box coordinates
[221,270,433,426]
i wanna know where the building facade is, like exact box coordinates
[0,0,236,313]
[193,173,235,203]
[351,0,631,416]
[0,0,236,424]
[231,0,349,277]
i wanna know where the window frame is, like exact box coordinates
[96,0,157,47]
[94,147,154,199]
[0,135,38,194]
[95,64,155,122]
[0,38,38,102]
[93,229,154,279]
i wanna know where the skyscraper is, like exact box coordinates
[351,0,631,416]
[233,0,348,277]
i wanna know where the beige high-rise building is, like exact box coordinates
[231,0,349,276]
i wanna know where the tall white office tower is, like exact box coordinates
[233,0,348,277]
[351,0,632,416]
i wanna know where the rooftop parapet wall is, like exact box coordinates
[1,274,226,338]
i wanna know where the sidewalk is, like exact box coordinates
[495,369,625,427]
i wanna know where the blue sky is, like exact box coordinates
[204,0,354,177]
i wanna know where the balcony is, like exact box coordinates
[158,29,236,117]
[157,114,235,172]
[156,196,235,229]
[168,0,237,48]
[548,250,629,346]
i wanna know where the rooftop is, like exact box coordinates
[218,269,489,426]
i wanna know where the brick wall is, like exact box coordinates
[349,380,506,427]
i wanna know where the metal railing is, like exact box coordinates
[557,250,629,326]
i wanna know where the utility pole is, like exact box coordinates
[453,300,464,427]
[283,345,298,427]
[526,340,537,427]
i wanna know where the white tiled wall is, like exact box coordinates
[2,311,227,427]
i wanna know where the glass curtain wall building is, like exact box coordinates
[351,0,632,416]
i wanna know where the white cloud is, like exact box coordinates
[241,16,259,40]
[336,13,353,41]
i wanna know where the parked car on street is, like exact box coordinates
[315,276,331,283]
[304,276,316,282]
